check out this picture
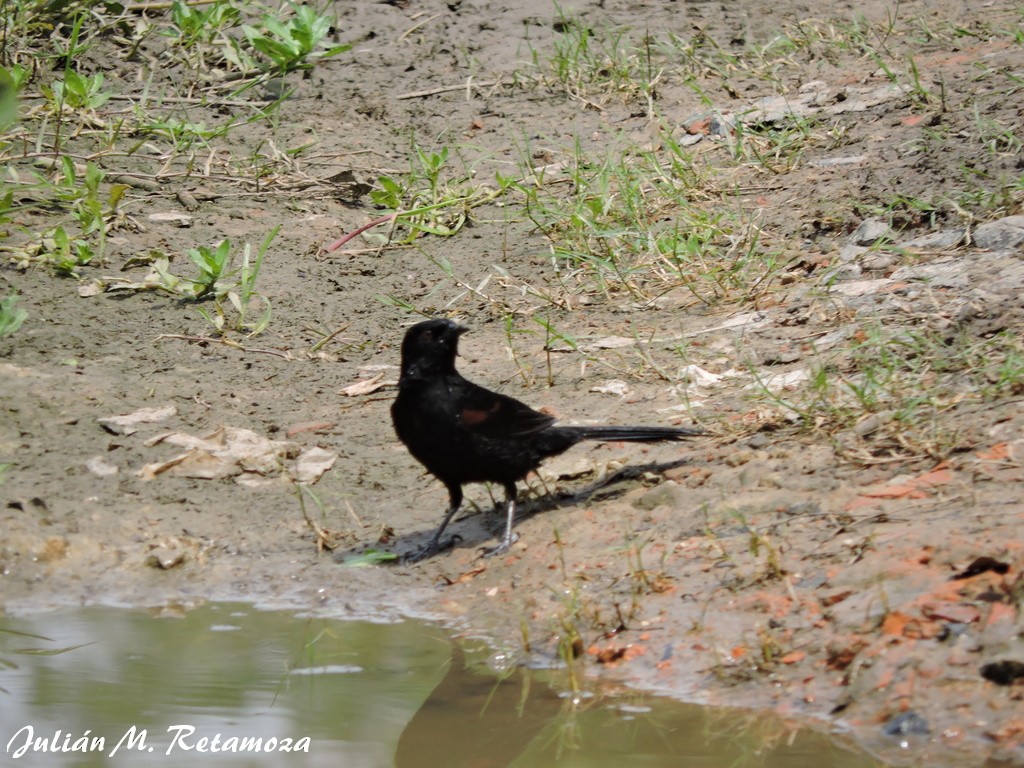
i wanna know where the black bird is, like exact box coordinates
[390,318,704,560]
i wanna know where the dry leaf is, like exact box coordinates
[286,421,335,438]
[86,456,119,477]
[98,405,178,435]
[291,446,339,484]
[138,426,333,486]
[341,372,395,396]
[590,379,631,396]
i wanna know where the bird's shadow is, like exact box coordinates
[333,458,691,566]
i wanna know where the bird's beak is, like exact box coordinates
[446,322,468,356]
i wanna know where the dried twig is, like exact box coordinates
[103,93,274,106]
[296,486,337,554]
[127,0,219,9]
[323,214,397,252]
[399,13,441,42]
[396,79,501,100]
[157,334,294,360]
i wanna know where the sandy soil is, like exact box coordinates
[2,0,1023,765]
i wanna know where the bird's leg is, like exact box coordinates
[482,482,519,558]
[405,486,463,563]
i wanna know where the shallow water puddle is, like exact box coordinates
[1,604,884,767]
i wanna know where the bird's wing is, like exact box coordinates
[456,382,556,438]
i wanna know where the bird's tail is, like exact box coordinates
[565,424,705,443]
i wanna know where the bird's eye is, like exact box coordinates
[420,329,435,341]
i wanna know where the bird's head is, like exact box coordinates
[398,318,468,381]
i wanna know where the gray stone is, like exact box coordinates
[850,218,893,246]
[746,433,771,449]
[828,277,890,296]
[634,483,687,511]
[973,217,1024,250]
[147,211,193,227]
[760,346,801,365]
[902,229,964,250]
[862,252,896,271]
[825,263,863,282]
[808,155,867,168]
[813,328,853,351]
[708,116,733,137]
[749,83,906,123]
[998,215,1024,229]
[891,260,969,288]
[837,244,868,262]
[799,80,828,93]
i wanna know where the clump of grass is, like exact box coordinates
[367,143,512,245]
[527,5,660,109]
[519,4,970,109]
[243,2,351,75]
[4,160,127,276]
[186,227,278,336]
[616,531,675,609]
[165,0,243,71]
[43,69,110,118]
[0,0,355,338]
[753,324,1024,461]
[37,225,95,277]
[733,511,785,582]
[99,227,277,337]
[549,529,585,693]
[0,294,27,337]
[518,131,784,307]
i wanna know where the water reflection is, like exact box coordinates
[399,645,881,768]
[395,644,561,767]
[0,604,884,767]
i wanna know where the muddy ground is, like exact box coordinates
[1,0,1023,765]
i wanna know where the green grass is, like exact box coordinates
[526,5,660,109]
[178,229,277,336]
[515,129,785,306]
[0,0,354,338]
[0,0,349,195]
[365,143,515,245]
[0,294,27,337]
[751,324,1024,460]
[243,2,351,75]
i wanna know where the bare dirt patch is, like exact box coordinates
[2,0,1023,765]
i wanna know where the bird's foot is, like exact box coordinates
[404,534,461,564]
[480,532,519,559]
